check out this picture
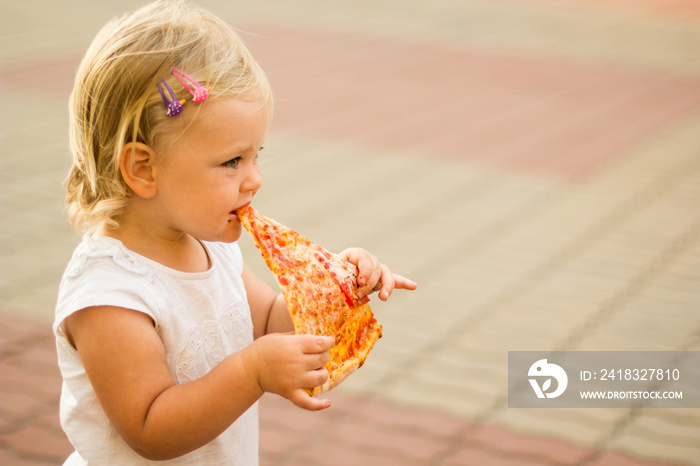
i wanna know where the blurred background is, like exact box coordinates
[1,0,699,464]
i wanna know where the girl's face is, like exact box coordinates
[153,97,268,243]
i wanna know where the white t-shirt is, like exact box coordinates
[54,235,258,465]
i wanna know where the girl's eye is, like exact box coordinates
[223,157,241,169]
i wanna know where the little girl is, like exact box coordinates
[54,1,416,464]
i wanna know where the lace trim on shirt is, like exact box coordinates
[175,301,253,383]
[65,238,151,279]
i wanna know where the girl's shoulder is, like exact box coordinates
[63,236,245,284]
[55,235,161,335]
[63,234,152,281]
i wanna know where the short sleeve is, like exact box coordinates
[54,257,160,338]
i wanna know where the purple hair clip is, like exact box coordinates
[157,79,186,117]
[172,68,210,103]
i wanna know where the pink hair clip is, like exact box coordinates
[157,79,186,117]
[172,68,210,103]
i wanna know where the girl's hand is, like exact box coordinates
[338,248,418,301]
[244,333,335,411]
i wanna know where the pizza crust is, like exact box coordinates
[308,306,383,395]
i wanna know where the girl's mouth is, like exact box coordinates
[229,203,250,222]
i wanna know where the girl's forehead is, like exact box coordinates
[201,96,269,121]
[160,97,269,153]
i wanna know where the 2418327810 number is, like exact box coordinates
[599,368,680,381]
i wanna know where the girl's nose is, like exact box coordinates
[241,163,262,195]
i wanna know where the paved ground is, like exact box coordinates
[1,0,699,464]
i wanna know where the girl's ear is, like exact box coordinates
[120,142,158,199]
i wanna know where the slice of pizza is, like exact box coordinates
[237,206,382,396]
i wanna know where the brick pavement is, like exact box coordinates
[0,316,679,465]
[2,0,700,465]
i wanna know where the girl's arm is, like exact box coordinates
[64,305,333,461]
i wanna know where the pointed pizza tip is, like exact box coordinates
[237,204,252,219]
[236,205,256,233]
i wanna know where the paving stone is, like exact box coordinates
[606,433,700,465]
[441,444,549,466]
[0,448,62,466]
[489,408,626,451]
[348,397,471,441]
[292,441,423,466]
[379,375,502,421]
[325,417,452,463]
[0,422,72,464]
[466,422,595,465]
[586,450,678,466]
[605,412,700,465]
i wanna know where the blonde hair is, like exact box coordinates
[66,0,272,232]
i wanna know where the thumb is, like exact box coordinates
[300,334,335,353]
[289,389,331,411]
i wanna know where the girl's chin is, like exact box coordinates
[224,223,243,242]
